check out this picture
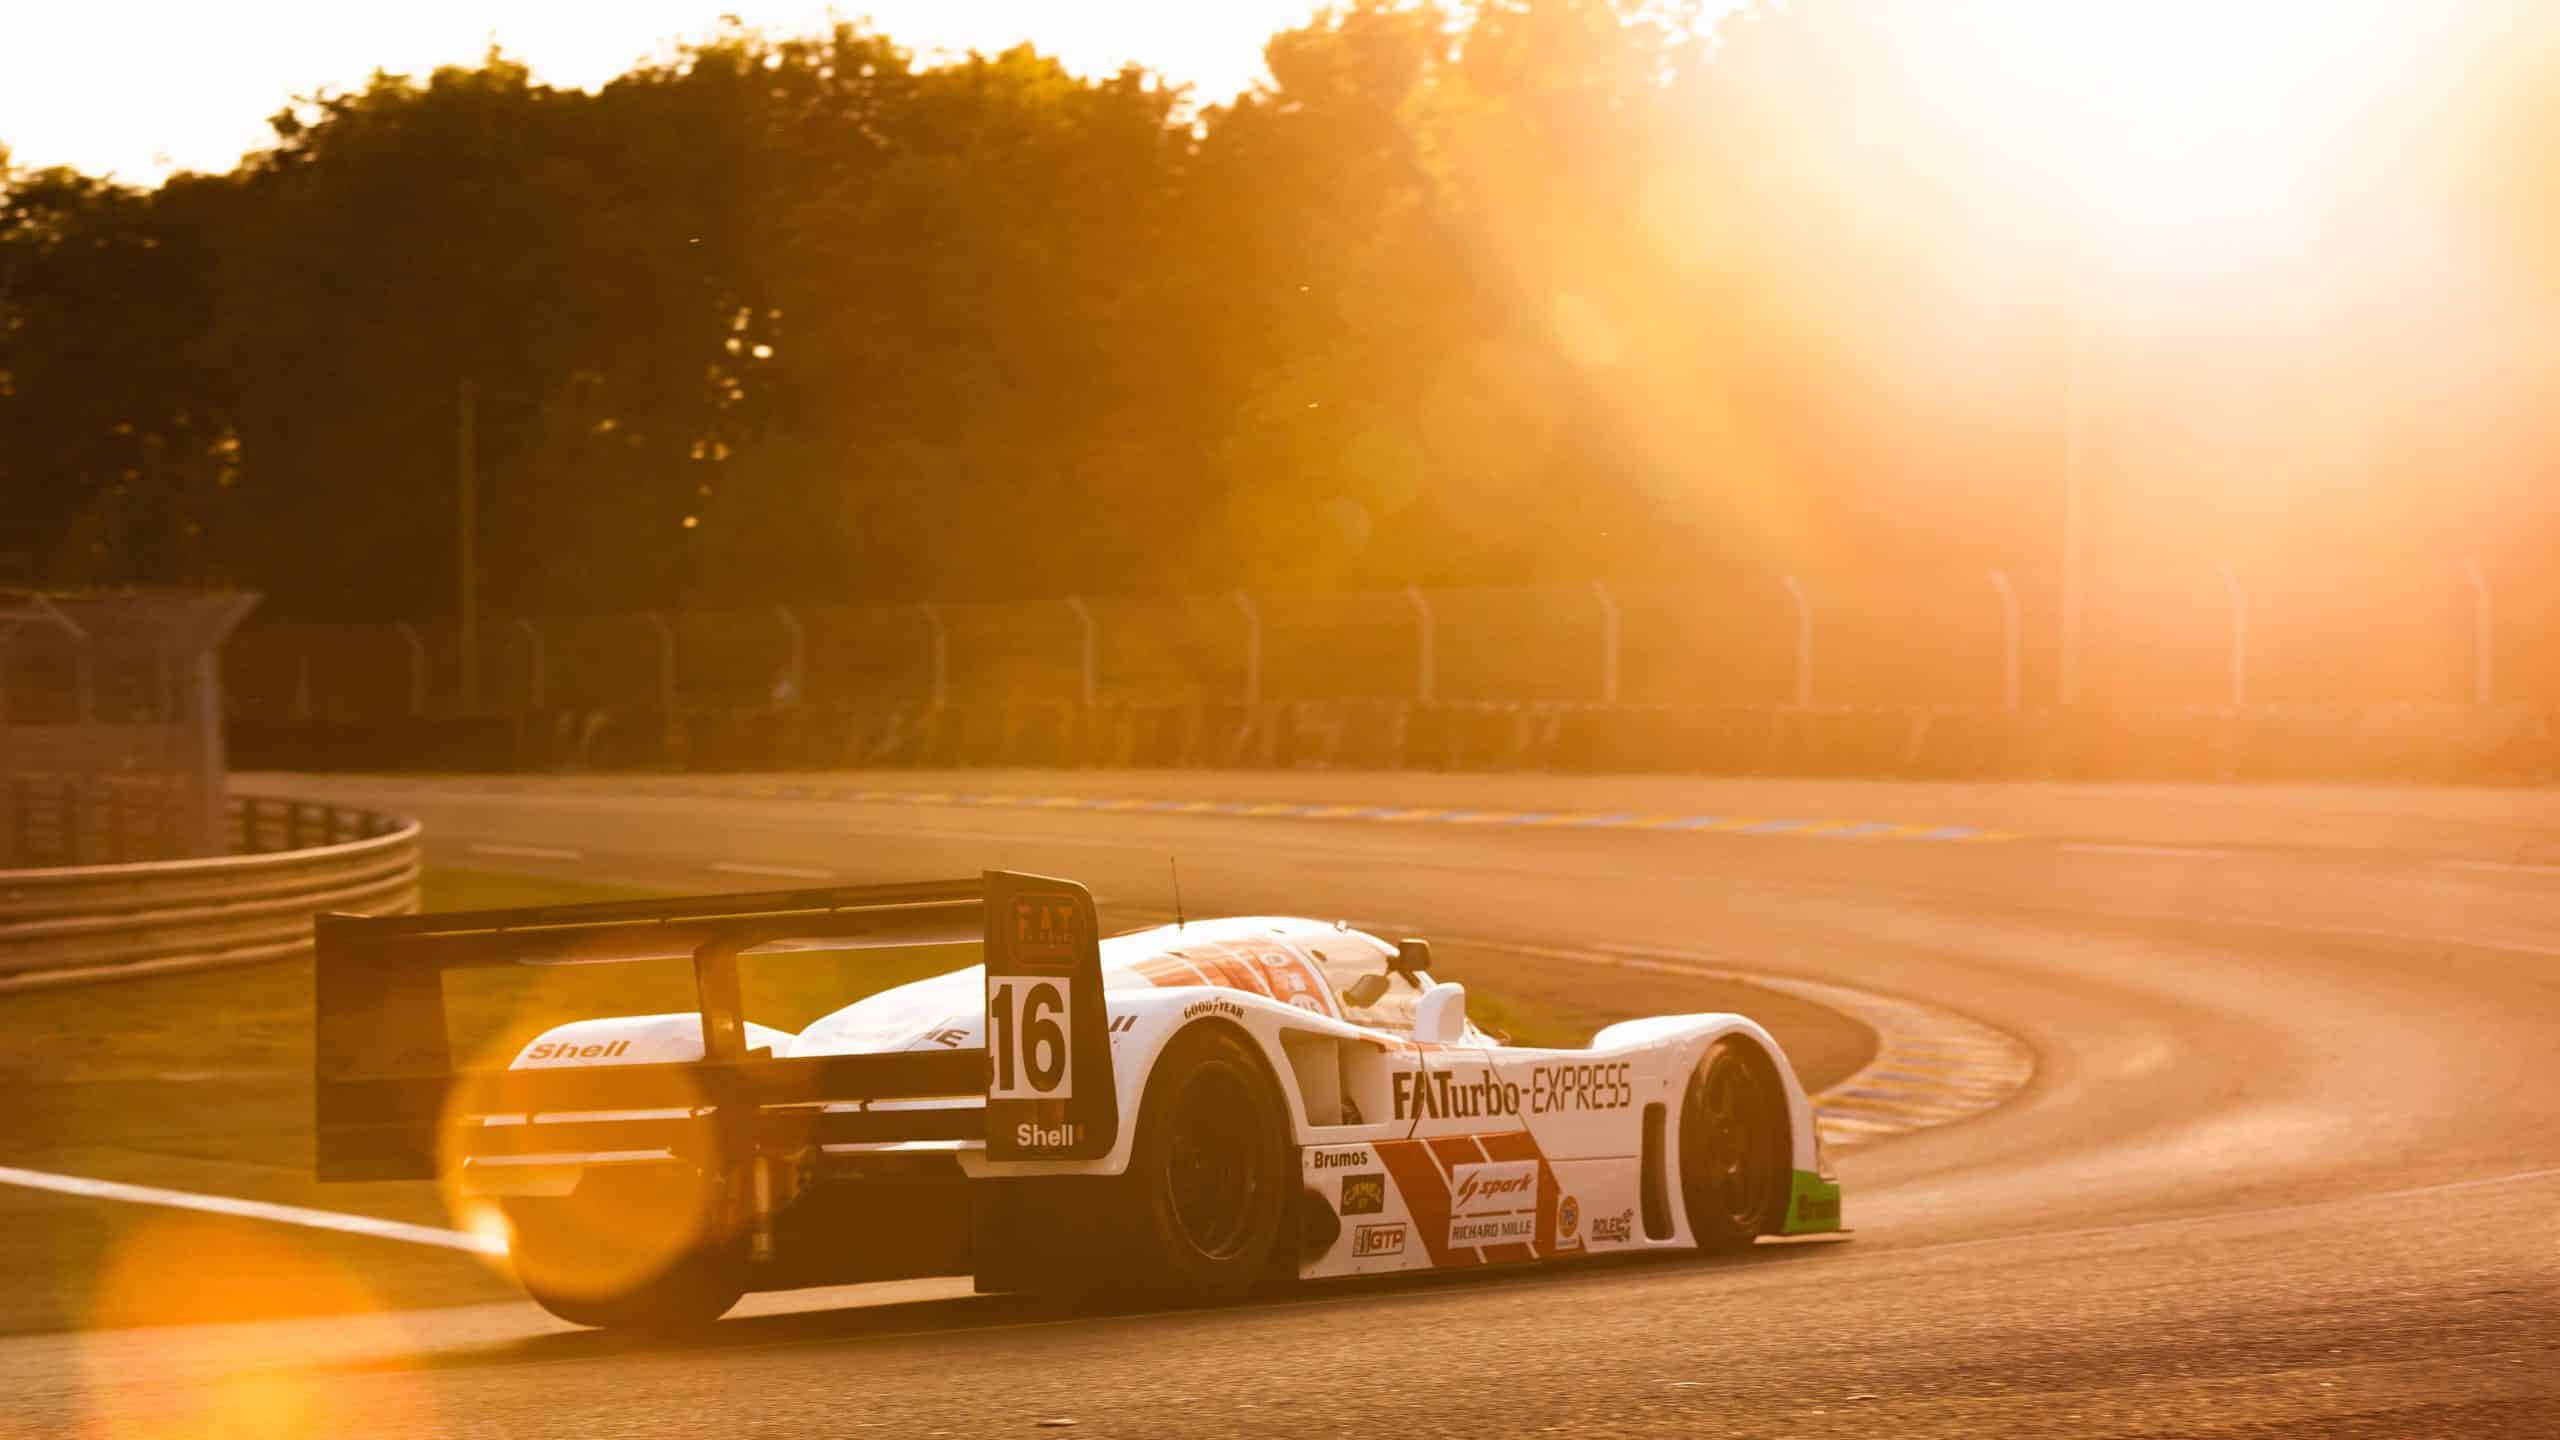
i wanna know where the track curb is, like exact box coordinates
[1455,938,2035,1152]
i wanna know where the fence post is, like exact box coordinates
[1780,573,1812,706]
[2217,566,2248,706]
[1231,591,1262,705]
[774,605,804,708]
[513,617,546,711]
[457,377,479,716]
[1590,581,1621,705]
[0,636,11,864]
[1065,596,1098,707]
[2461,556,2493,705]
[0,637,11,865]
[1405,585,1437,703]
[393,622,426,716]
[1988,570,2021,712]
[917,602,948,708]
[644,610,677,713]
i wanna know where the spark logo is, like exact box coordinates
[1446,1159,1538,1248]
[1450,1165,1535,1211]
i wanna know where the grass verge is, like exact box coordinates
[0,868,672,1333]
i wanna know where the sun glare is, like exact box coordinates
[1912,0,2457,242]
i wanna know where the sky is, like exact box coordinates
[0,1,1328,184]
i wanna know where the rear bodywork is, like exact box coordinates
[314,871,1842,1298]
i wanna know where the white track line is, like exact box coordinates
[0,1165,502,1255]
[2437,858,2560,879]
[2062,842,2230,860]
[708,861,835,881]
[468,843,584,861]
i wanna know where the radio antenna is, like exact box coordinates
[1170,857,1186,930]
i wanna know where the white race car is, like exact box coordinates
[315,872,1843,1329]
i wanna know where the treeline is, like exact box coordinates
[3,1,2551,621]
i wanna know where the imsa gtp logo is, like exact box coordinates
[1351,1223,1406,1258]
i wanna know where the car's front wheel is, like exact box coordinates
[1678,1037,1791,1253]
[1124,1023,1291,1302]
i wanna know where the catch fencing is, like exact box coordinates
[217,560,2558,780]
[225,561,2554,721]
[0,795,418,991]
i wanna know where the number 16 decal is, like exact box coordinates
[989,978,1073,1099]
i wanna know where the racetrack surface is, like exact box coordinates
[11,773,2559,1438]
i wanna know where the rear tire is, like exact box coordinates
[503,1170,748,1332]
[1678,1038,1790,1253]
[519,1240,747,1332]
[1123,1023,1291,1302]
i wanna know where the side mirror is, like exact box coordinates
[1414,981,1467,1046]
[1391,938,1435,977]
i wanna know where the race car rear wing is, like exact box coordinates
[313,870,1118,1181]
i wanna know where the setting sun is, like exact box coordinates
[1805,0,2474,248]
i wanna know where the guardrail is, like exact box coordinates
[235,697,2559,783]
[0,795,419,992]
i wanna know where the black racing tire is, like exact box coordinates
[1123,1022,1293,1303]
[1678,1037,1792,1254]
[519,1240,747,1332]
[503,1174,748,1333]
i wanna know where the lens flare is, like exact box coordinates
[434,973,718,1306]
[74,1214,430,1439]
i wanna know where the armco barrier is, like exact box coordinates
[229,701,2560,784]
[0,796,418,992]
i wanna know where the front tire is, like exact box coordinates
[1124,1023,1291,1302]
[1678,1038,1790,1253]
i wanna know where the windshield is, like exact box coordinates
[1309,934,1425,1033]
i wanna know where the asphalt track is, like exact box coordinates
[13,772,2560,1438]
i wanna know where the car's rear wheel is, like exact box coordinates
[1678,1037,1790,1253]
[503,1169,748,1332]
[1125,1023,1291,1302]
[519,1238,747,1332]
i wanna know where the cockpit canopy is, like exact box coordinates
[1107,919,1431,1033]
